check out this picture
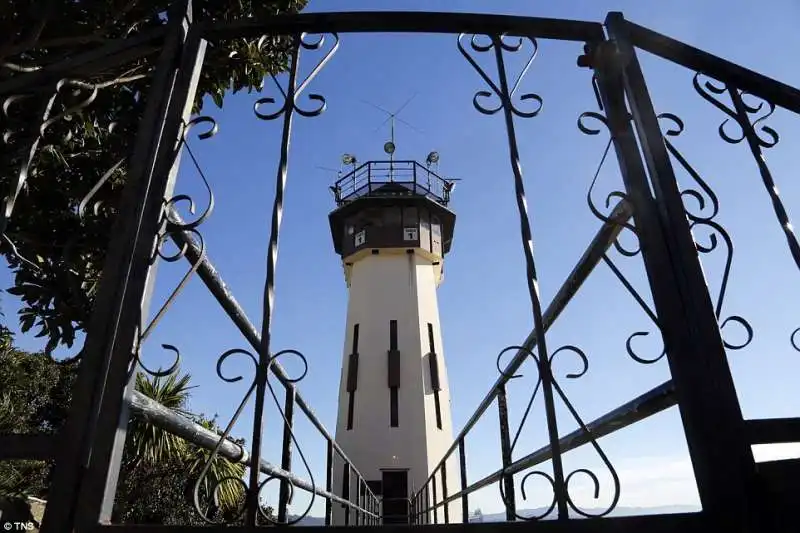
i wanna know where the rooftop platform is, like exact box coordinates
[331,160,455,207]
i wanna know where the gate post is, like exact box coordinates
[41,2,207,531]
[594,15,761,531]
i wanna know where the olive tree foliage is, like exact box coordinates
[0,0,306,354]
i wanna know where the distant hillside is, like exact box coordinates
[291,505,701,526]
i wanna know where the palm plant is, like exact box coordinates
[185,417,247,518]
[130,370,246,514]
[128,370,195,466]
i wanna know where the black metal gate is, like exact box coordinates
[1,4,798,532]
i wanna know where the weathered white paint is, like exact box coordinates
[331,247,462,524]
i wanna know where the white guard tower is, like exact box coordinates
[328,152,462,525]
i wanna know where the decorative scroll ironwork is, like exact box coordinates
[1,79,103,237]
[580,112,640,258]
[459,32,618,521]
[495,345,621,519]
[184,31,339,526]
[191,347,313,525]
[579,111,663,363]
[656,112,753,351]
[133,115,217,377]
[1,8,794,532]
[693,72,800,272]
[578,106,754,364]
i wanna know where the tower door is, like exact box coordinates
[381,470,409,524]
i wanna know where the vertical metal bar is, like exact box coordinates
[490,34,568,520]
[441,459,450,524]
[356,477,363,525]
[424,484,430,524]
[325,441,333,526]
[497,384,517,521]
[344,463,351,526]
[278,386,295,523]
[726,87,800,268]
[369,486,378,526]
[459,439,469,523]
[362,478,366,525]
[43,3,206,531]
[247,34,301,527]
[432,471,438,524]
[598,18,760,530]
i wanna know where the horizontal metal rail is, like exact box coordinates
[607,13,800,115]
[334,160,451,206]
[94,511,708,533]
[745,418,800,445]
[414,198,633,497]
[203,11,606,42]
[128,391,377,516]
[418,380,677,514]
[165,209,377,505]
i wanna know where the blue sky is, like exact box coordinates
[4,0,800,520]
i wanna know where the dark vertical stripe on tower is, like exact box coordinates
[389,320,400,427]
[428,323,443,429]
[346,324,359,430]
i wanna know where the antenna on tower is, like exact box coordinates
[360,93,423,180]
[318,165,344,202]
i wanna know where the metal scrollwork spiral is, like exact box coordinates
[193,348,259,524]
[135,343,181,378]
[137,229,206,349]
[165,116,218,231]
[133,229,204,377]
[693,72,800,272]
[656,110,753,351]
[657,113,719,222]
[791,328,800,353]
[260,349,314,525]
[1,78,100,237]
[254,33,340,121]
[457,33,543,118]
[495,344,619,520]
[579,111,640,257]
[78,158,126,219]
[192,347,316,525]
[579,109,663,364]
[688,219,753,350]
[693,73,778,148]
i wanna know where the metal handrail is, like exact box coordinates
[332,160,453,206]
[411,199,634,520]
[167,209,379,524]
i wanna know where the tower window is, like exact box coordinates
[355,230,366,247]
[347,324,359,430]
[390,387,399,427]
[389,320,400,427]
[428,323,443,430]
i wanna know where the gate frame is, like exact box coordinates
[0,3,796,532]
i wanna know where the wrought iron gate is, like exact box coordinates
[1,3,798,532]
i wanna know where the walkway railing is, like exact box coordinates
[157,209,381,525]
[412,200,639,523]
[332,160,454,206]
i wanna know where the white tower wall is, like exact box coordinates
[331,249,462,525]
